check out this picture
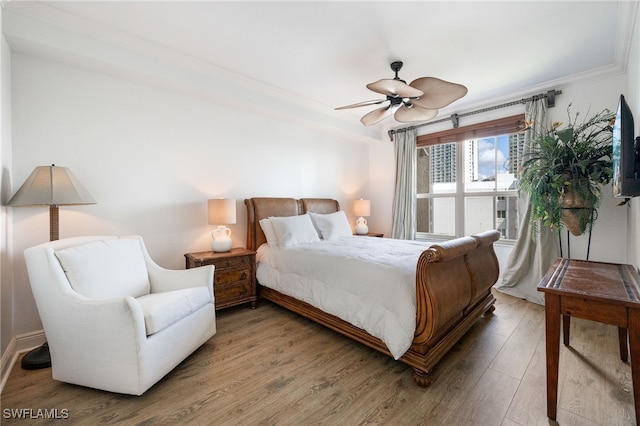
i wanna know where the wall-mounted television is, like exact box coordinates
[612,94,640,198]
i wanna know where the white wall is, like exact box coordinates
[367,131,395,237]
[9,52,374,336]
[0,4,14,359]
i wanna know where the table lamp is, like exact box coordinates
[353,199,370,235]
[208,198,236,252]
[8,164,96,369]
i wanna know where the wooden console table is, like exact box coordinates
[538,258,640,425]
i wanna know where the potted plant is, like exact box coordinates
[520,105,614,236]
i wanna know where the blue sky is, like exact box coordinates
[476,135,511,180]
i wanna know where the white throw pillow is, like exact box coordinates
[259,218,278,247]
[309,210,353,240]
[269,214,320,247]
[55,238,151,299]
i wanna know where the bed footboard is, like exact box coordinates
[405,230,499,385]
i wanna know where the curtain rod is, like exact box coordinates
[387,89,562,141]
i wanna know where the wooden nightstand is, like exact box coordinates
[185,248,257,310]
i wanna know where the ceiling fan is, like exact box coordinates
[336,61,468,126]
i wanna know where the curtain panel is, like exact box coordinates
[494,99,559,305]
[391,128,417,240]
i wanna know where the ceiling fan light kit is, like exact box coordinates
[336,61,467,126]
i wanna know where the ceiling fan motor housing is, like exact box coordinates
[390,61,405,82]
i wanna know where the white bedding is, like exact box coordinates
[256,236,434,359]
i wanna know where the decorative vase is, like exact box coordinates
[355,217,369,235]
[560,182,595,236]
[211,226,232,252]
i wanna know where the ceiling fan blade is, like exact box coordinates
[366,79,423,98]
[361,106,393,126]
[409,77,468,109]
[394,105,439,123]
[334,99,387,110]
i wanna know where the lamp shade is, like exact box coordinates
[8,165,96,207]
[208,199,237,225]
[353,199,371,217]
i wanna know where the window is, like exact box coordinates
[416,115,525,240]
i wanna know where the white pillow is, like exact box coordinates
[269,214,320,247]
[259,218,278,247]
[309,210,353,240]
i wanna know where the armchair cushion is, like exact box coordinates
[55,239,150,299]
[136,287,211,336]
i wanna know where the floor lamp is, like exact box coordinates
[8,164,96,369]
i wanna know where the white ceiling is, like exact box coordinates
[2,1,638,131]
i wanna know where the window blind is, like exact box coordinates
[416,114,525,147]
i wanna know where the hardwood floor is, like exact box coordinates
[1,290,636,425]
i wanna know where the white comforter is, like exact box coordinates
[256,236,434,359]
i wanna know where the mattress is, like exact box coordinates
[256,236,434,359]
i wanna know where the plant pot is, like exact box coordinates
[560,182,595,236]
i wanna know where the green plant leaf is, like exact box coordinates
[555,128,574,143]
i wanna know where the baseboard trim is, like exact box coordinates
[0,337,17,393]
[1,330,46,393]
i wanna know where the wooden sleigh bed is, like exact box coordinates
[245,197,500,386]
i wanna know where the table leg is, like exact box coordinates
[618,327,628,363]
[629,309,639,426]
[545,294,561,421]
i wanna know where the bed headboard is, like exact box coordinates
[244,197,340,250]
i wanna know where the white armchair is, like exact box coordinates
[23,235,216,395]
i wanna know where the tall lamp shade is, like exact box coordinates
[208,198,236,252]
[7,164,96,370]
[8,165,96,241]
[353,199,370,235]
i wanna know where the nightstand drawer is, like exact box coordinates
[215,280,253,303]
[215,268,250,285]
[215,256,251,270]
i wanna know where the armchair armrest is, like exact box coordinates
[43,290,147,365]
[148,264,214,299]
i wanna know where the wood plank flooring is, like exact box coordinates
[1,290,636,425]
